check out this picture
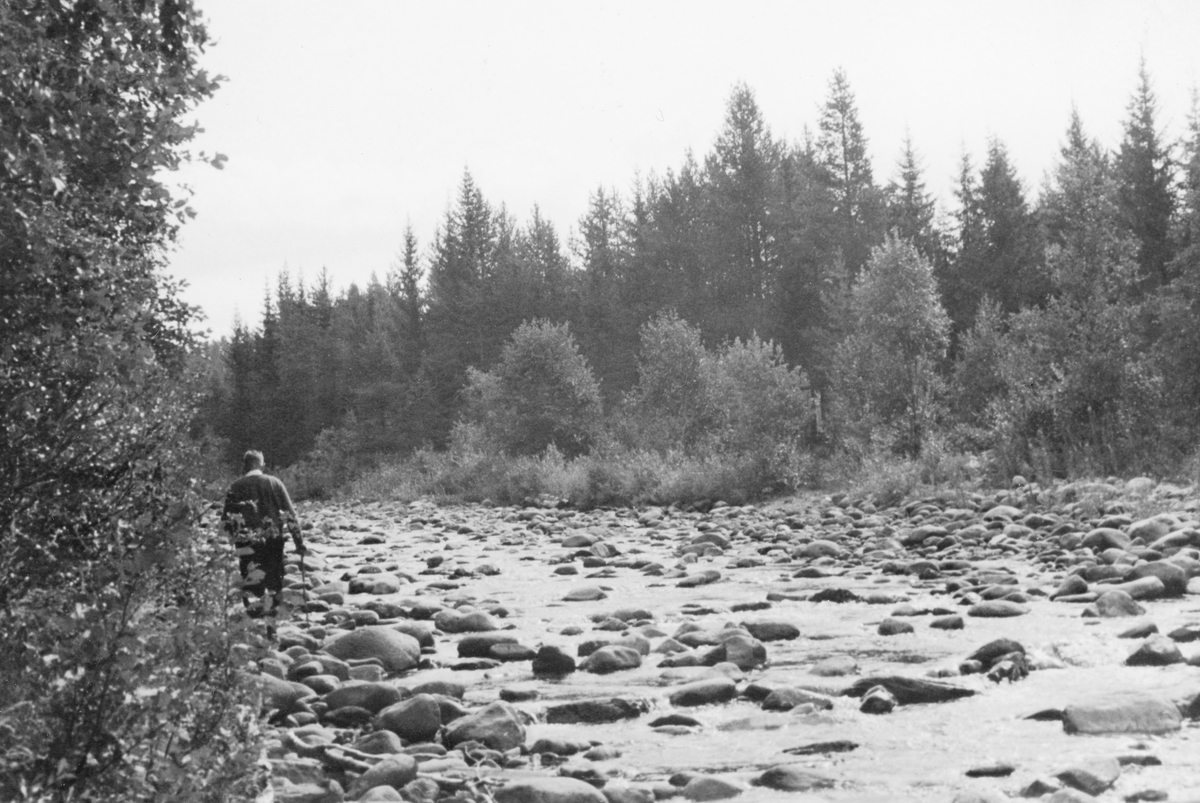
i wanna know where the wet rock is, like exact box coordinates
[1106,576,1168,600]
[966,638,1025,667]
[457,632,518,657]
[1118,621,1159,639]
[1083,528,1131,551]
[443,700,526,751]
[532,645,577,676]
[546,698,650,724]
[931,615,964,630]
[580,645,642,674]
[717,634,767,670]
[375,694,442,742]
[965,762,1015,777]
[650,713,703,728]
[1062,692,1182,734]
[761,688,834,712]
[843,675,975,705]
[1054,757,1120,796]
[496,778,607,803]
[668,678,737,707]
[1125,635,1184,666]
[859,685,897,714]
[878,618,914,635]
[322,627,420,674]
[752,765,834,791]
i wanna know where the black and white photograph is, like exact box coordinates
[3,2,1200,801]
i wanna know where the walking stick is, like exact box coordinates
[299,551,310,625]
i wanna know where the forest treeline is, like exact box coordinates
[200,65,1200,499]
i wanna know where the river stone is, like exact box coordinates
[967,638,1025,667]
[1051,574,1090,599]
[375,694,442,742]
[859,685,897,714]
[1090,590,1145,618]
[740,621,800,641]
[545,698,649,724]
[843,676,975,705]
[435,608,499,633]
[1083,528,1131,551]
[1125,635,1185,666]
[761,688,834,712]
[930,615,964,630]
[580,645,642,674]
[678,569,722,588]
[878,618,914,635]
[1054,757,1121,796]
[347,755,418,799]
[323,681,406,714]
[457,632,518,657]
[668,677,737,707]
[1105,575,1168,600]
[1125,561,1188,597]
[359,788,404,802]
[752,765,834,791]
[496,778,607,803]
[968,600,1029,617]
[1129,516,1173,542]
[323,627,420,674]
[681,776,744,801]
[443,701,526,751]
[354,730,405,755]
[1062,692,1182,734]
[601,785,655,803]
[259,673,317,714]
[564,586,608,601]
[532,645,577,676]
[718,635,767,670]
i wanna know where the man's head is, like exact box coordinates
[243,450,265,474]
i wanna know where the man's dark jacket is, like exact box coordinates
[222,470,304,550]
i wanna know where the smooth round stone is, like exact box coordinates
[930,615,964,630]
[878,618,915,635]
[968,600,1029,618]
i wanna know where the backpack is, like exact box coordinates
[227,498,265,535]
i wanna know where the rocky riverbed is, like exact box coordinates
[236,477,1200,803]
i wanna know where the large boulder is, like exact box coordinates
[322,627,420,674]
[1062,692,1182,734]
[1124,561,1188,597]
[375,694,443,742]
[347,755,418,800]
[443,701,526,751]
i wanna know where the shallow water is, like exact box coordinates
[307,501,1200,801]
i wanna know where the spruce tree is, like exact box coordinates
[1116,60,1176,288]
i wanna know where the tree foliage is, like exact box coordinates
[0,3,262,800]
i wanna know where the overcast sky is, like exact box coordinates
[168,0,1200,338]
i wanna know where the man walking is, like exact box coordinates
[222,450,307,629]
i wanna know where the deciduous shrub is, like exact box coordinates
[460,320,603,457]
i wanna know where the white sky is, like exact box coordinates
[168,0,1200,339]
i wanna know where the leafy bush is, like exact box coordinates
[621,311,714,450]
[460,320,602,457]
[831,234,951,455]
